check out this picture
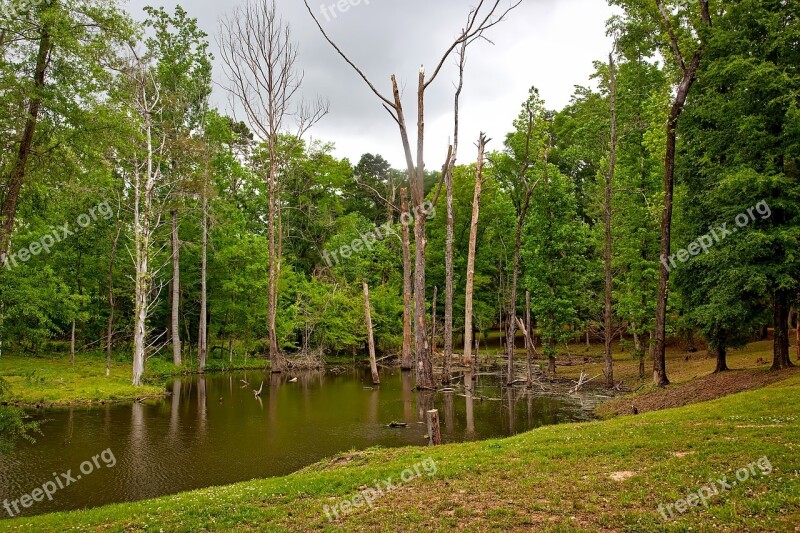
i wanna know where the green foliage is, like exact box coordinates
[0,376,39,452]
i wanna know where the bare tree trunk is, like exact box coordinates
[442,40,465,386]
[171,210,182,366]
[430,286,438,354]
[267,139,281,373]
[198,194,208,372]
[653,0,710,387]
[603,52,618,389]
[363,280,380,385]
[463,134,489,379]
[303,0,515,390]
[525,291,533,385]
[0,29,51,262]
[70,319,76,366]
[220,1,326,375]
[106,225,121,377]
[633,327,645,379]
[400,187,413,371]
[131,64,161,387]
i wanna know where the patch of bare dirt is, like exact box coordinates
[598,367,798,417]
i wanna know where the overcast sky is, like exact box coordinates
[125,0,615,167]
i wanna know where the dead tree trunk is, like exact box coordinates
[171,210,182,366]
[130,60,162,387]
[106,224,121,377]
[70,319,76,366]
[220,1,327,375]
[363,280,380,385]
[400,187,413,371]
[463,134,489,377]
[442,40,466,386]
[430,286,438,354]
[652,0,711,388]
[603,52,618,389]
[303,0,518,390]
[198,193,208,372]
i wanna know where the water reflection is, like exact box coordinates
[0,367,595,518]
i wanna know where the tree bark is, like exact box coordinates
[463,134,489,380]
[400,187,414,371]
[771,292,793,370]
[0,29,51,262]
[171,210,182,366]
[603,52,618,389]
[106,225,121,377]
[525,291,534,385]
[198,194,208,372]
[712,344,729,373]
[267,135,281,373]
[363,280,380,385]
[70,319,76,366]
[430,286,438,354]
[653,0,710,388]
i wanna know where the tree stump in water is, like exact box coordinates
[427,409,442,446]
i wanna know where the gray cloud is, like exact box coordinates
[127,0,614,167]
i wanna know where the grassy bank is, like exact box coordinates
[0,351,272,406]
[5,373,799,531]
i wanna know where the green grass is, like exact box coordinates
[0,349,275,406]
[5,375,799,531]
[0,354,165,406]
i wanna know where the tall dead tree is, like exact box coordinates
[304,0,518,389]
[220,0,326,373]
[171,210,182,366]
[127,52,166,387]
[442,35,468,386]
[652,0,711,387]
[504,97,538,386]
[398,188,414,370]
[603,52,618,389]
[463,134,490,380]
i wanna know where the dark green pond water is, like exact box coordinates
[0,367,595,518]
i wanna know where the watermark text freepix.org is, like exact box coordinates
[322,200,435,268]
[658,456,772,521]
[4,201,113,271]
[661,200,771,272]
[0,0,51,20]
[320,0,371,22]
[3,448,117,517]
[323,457,437,521]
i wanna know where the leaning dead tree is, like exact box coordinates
[304,0,519,389]
[219,0,327,373]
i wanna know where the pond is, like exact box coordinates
[0,367,596,518]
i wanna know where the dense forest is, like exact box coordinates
[0,0,797,396]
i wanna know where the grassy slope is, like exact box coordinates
[6,375,799,532]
